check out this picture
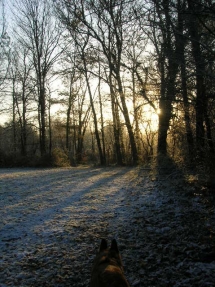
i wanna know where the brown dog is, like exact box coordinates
[90,239,130,287]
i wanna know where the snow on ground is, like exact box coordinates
[0,166,215,286]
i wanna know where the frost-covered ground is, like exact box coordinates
[0,166,215,287]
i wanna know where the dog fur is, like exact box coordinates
[90,239,130,287]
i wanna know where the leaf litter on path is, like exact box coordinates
[0,166,215,286]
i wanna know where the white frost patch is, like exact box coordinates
[0,167,215,287]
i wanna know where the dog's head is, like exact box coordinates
[90,239,130,287]
[97,239,123,270]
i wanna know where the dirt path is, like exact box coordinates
[0,167,215,286]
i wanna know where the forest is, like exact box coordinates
[1,1,215,285]
[0,0,215,175]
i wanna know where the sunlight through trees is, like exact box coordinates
[0,0,215,170]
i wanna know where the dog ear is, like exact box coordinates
[100,239,108,252]
[110,239,119,253]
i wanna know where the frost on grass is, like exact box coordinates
[0,167,215,286]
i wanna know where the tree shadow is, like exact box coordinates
[151,153,185,181]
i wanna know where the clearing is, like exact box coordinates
[0,166,215,286]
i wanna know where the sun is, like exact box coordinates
[139,104,159,132]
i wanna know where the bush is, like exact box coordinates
[29,153,53,167]
[29,148,70,167]
[0,151,31,167]
[51,148,71,167]
[0,147,71,168]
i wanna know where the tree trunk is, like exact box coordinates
[66,77,73,150]
[181,61,194,157]
[177,1,194,157]
[82,54,105,165]
[12,79,17,153]
[48,96,52,155]
[158,99,172,154]
[187,0,206,157]
[39,85,46,156]
[156,0,180,155]
[157,54,171,155]
[204,108,214,153]
[21,97,27,156]
[116,74,138,165]
[108,72,123,165]
[98,61,106,164]
[158,65,178,154]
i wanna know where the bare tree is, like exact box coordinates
[176,0,194,158]
[13,0,62,155]
[9,45,35,156]
[0,0,10,115]
[56,0,138,164]
[186,0,215,157]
